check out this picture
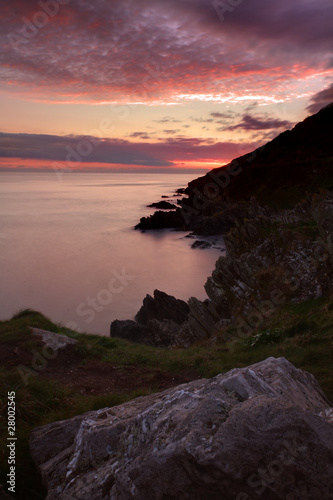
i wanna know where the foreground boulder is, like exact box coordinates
[30,357,333,499]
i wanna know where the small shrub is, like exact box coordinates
[243,328,282,348]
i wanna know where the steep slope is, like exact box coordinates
[187,102,333,209]
[136,103,333,232]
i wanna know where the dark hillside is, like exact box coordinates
[187,103,333,209]
[136,103,333,232]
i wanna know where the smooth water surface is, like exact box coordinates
[0,172,224,335]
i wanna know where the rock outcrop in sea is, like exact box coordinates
[30,357,333,499]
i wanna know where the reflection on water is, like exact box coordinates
[0,172,225,335]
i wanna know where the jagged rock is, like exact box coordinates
[30,357,333,500]
[185,297,221,339]
[147,201,177,210]
[129,109,333,346]
[205,203,333,326]
[110,291,223,348]
[135,290,189,325]
[191,240,211,249]
[135,209,184,230]
[175,187,187,194]
[110,291,192,348]
[125,191,333,349]
[145,318,184,347]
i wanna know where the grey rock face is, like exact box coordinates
[31,328,77,351]
[30,357,333,500]
[205,193,333,324]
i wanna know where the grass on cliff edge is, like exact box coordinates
[1,300,333,499]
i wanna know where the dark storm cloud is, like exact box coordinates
[223,114,293,132]
[306,83,333,113]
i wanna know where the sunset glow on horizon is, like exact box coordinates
[1,0,333,173]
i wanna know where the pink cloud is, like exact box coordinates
[1,0,332,103]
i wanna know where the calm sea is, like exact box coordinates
[0,172,224,335]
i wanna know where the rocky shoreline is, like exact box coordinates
[112,190,333,348]
[112,104,333,349]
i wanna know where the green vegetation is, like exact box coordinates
[1,296,333,498]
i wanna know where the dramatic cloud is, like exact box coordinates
[0,131,258,168]
[306,83,333,113]
[1,0,332,104]
[223,114,293,132]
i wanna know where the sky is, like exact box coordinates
[0,0,332,174]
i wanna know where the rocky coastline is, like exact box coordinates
[112,104,333,349]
